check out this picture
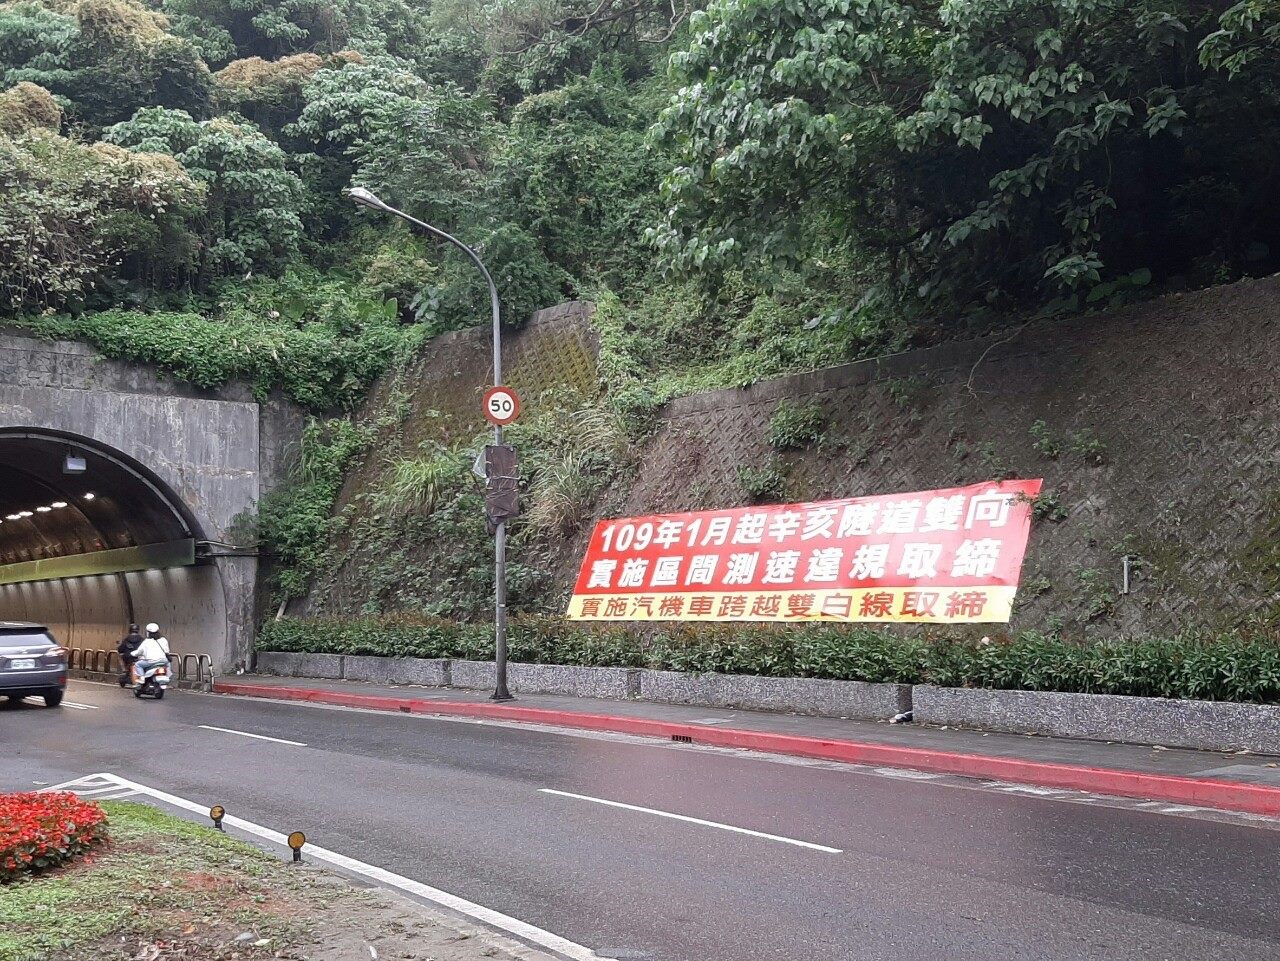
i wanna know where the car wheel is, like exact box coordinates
[43,691,63,708]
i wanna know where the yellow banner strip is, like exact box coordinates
[567,587,1017,624]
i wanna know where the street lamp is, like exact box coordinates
[346,186,513,701]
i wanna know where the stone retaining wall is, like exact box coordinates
[450,660,639,699]
[913,685,1280,755]
[252,652,904,720]
[251,652,1280,752]
[638,669,910,719]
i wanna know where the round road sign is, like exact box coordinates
[484,385,521,426]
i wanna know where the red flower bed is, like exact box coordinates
[0,791,108,882]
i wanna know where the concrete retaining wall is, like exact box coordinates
[343,655,451,687]
[913,685,1280,754]
[251,651,903,718]
[450,660,639,699]
[639,669,911,720]
[249,652,1280,751]
[254,651,344,680]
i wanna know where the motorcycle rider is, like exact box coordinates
[132,623,171,686]
[116,623,143,688]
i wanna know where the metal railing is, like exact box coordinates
[65,647,216,691]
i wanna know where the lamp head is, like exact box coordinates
[345,186,389,211]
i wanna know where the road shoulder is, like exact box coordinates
[215,675,1280,818]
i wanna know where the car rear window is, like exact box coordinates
[0,631,54,648]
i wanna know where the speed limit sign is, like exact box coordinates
[483,385,521,426]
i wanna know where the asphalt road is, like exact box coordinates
[3,681,1278,961]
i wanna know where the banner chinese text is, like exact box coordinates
[566,479,1042,624]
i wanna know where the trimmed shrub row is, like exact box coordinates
[258,616,1280,704]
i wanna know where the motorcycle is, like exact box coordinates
[133,662,171,700]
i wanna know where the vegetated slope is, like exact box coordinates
[293,275,1280,637]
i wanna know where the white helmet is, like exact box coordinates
[145,623,160,634]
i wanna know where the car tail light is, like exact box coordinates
[42,648,67,665]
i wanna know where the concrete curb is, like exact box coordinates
[213,681,1280,819]
[252,652,908,721]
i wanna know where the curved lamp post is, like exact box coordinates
[346,186,512,701]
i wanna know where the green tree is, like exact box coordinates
[493,69,668,284]
[0,126,204,308]
[105,106,306,274]
[161,0,433,64]
[652,0,1280,316]
[0,0,212,126]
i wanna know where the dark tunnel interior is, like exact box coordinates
[0,433,194,566]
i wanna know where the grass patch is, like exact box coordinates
[0,801,326,961]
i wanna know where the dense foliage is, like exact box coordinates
[260,615,1280,703]
[5,0,1278,381]
[653,0,1280,319]
[0,792,108,882]
[5,0,1280,623]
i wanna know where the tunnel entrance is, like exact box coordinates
[0,430,229,660]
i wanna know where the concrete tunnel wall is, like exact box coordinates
[0,566,227,657]
[0,331,305,672]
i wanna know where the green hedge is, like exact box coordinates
[257,616,1280,704]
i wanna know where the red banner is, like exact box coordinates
[567,479,1042,624]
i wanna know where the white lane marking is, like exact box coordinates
[64,700,100,710]
[46,775,115,791]
[996,784,1064,797]
[197,724,307,747]
[92,790,139,800]
[66,784,135,797]
[46,774,615,961]
[874,767,942,780]
[539,788,842,854]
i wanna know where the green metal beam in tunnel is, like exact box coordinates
[0,539,195,586]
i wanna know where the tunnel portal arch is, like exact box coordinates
[0,331,293,671]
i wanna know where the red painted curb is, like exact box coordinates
[213,681,1280,818]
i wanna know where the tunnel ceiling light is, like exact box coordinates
[82,493,95,501]
[50,501,67,508]
[18,511,32,518]
[36,506,51,513]
[4,514,18,521]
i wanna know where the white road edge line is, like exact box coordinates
[539,788,843,854]
[65,784,134,796]
[197,724,307,747]
[50,773,616,961]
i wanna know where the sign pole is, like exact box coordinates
[488,279,512,702]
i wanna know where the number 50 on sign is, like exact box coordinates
[484,385,521,426]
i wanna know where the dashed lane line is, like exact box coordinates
[539,788,843,854]
[197,724,307,747]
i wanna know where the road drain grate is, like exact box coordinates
[671,734,693,743]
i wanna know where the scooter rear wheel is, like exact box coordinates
[133,686,144,698]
